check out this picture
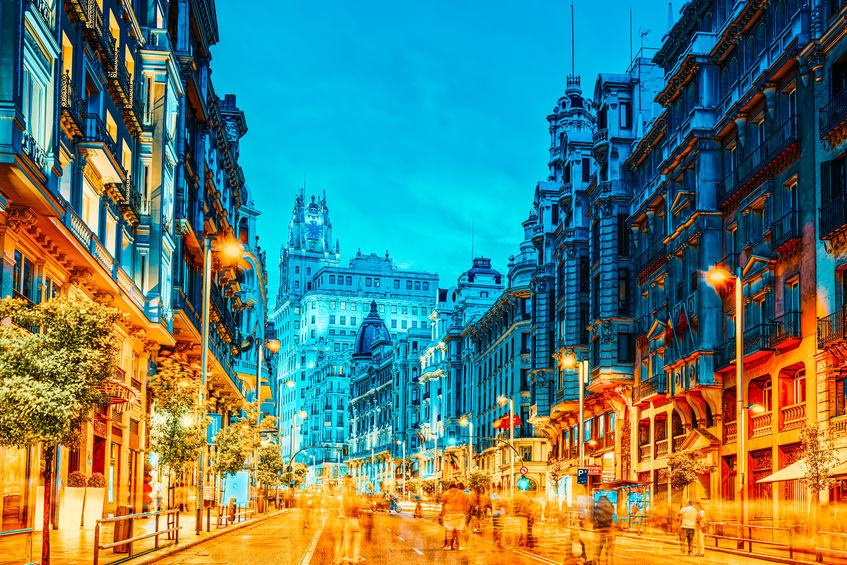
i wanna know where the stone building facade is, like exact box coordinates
[0,0,266,534]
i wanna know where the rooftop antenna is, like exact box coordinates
[571,3,575,78]
[471,218,475,260]
[667,2,673,32]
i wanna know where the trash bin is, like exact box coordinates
[112,506,134,554]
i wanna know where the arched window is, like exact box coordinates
[746,36,756,69]
[720,68,730,97]
[756,21,767,52]
[729,56,738,85]
[701,11,713,32]
[774,1,786,34]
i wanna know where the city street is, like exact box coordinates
[152,509,779,565]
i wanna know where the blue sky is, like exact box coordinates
[213,0,673,293]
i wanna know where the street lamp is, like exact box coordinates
[197,236,244,534]
[560,350,589,466]
[460,416,473,481]
[252,337,280,510]
[497,395,515,498]
[705,263,746,524]
[396,439,407,500]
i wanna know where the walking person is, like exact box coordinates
[678,500,698,556]
[694,500,707,557]
[592,495,615,565]
[491,491,506,548]
[441,482,470,550]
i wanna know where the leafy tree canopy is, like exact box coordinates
[668,448,712,491]
[0,297,119,449]
[149,412,206,474]
[800,424,840,493]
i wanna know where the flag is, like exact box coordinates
[508,415,522,428]
[417,430,426,444]
[492,415,507,430]
[448,453,459,470]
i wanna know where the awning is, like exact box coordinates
[756,460,804,483]
[757,447,847,483]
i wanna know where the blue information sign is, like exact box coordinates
[577,468,588,485]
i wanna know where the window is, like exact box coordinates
[617,214,630,256]
[374,278,380,287]
[423,282,429,291]
[618,268,630,315]
[592,220,600,264]
[619,101,632,129]
[592,276,600,317]
[12,251,34,301]
[366,277,372,287]
[392,305,398,314]
[391,320,397,329]
[617,333,635,362]
[329,275,335,284]
[306,267,311,275]
[346,276,352,285]
[350,317,356,326]
[81,178,100,233]
[394,279,400,289]
[295,266,300,274]
[402,320,408,329]
[406,281,412,289]
[415,281,421,290]
[339,316,346,325]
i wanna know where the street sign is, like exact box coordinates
[586,465,601,476]
[519,466,528,475]
[577,468,588,485]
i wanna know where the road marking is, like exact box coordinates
[298,517,326,565]
[413,548,423,555]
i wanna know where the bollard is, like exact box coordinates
[175,511,180,544]
[155,513,160,547]
[206,507,211,532]
[93,522,100,565]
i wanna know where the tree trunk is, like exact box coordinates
[42,444,55,565]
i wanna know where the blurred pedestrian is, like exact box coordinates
[491,491,506,548]
[590,495,615,565]
[441,482,470,550]
[678,500,697,556]
[694,500,707,557]
[335,482,362,565]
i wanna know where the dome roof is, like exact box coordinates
[353,301,390,359]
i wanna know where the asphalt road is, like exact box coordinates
[151,509,779,565]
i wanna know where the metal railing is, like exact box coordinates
[717,116,798,205]
[636,239,667,276]
[771,210,800,250]
[820,87,847,140]
[93,508,180,565]
[816,530,847,562]
[705,522,793,560]
[818,307,847,348]
[61,71,85,132]
[820,194,847,241]
[83,113,119,163]
[770,311,801,346]
[0,528,33,565]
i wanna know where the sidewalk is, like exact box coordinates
[17,507,287,565]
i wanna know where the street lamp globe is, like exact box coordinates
[705,265,732,288]
[297,410,308,419]
[497,395,509,406]
[265,338,281,353]
[218,239,244,261]
[284,380,295,388]
[747,403,766,414]
[460,417,470,427]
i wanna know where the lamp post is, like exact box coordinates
[396,439,407,499]
[560,350,589,491]
[289,410,307,486]
[252,338,280,511]
[196,237,243,534]
[497,395,514,499]
[706,264,747,524]
[460,416,473,482]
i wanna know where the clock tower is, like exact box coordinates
[276,189,340,308]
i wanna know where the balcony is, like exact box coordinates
[592,128,609,161]
[60,72,84,137]
[21,130,48,172]
[81,0,115,71]
[79,114,124,184]
[725,421,737,442]
[749,412,772,438]
[117,175,141,225]
[771,210,801,253]
[820,195,847,242]
[210,284,238,344]
[638,444,650,461]
[635,376,667,404]
[636,239,667,279]
[717,116,799,208]
[672,434,686,452]
[655,439,669,458]
[107,53,132,106]
[818,307,847,349]
[66,0,91,23]
[781,403,805,430]
[173,289,201,334]
[820,88,847,144]
[714,324,775,371]
[770,311,801,349]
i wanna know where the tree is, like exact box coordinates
[256,444,285,495]
[0,296,119,565]
[149,414,206,477]
[668,448,712,499]
[468,470,492,491]
[800,424,840,532]
[147,353,200,416]
[281,462,309,487]
[212,421,252,477]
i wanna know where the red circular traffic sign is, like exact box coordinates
[519,466,528,475]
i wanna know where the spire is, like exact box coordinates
[667,2,673,32]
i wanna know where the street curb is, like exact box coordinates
[125,509,288,565]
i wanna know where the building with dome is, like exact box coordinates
[347,301,429,492]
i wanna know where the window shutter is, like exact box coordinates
[821,160,832,203]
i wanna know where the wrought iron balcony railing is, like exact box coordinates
[770,311,801,347]
[771,210,801,251]
[818,307,847,349]
[60,72,84,136]
[821,88,847,141]
[820,194,847,241]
